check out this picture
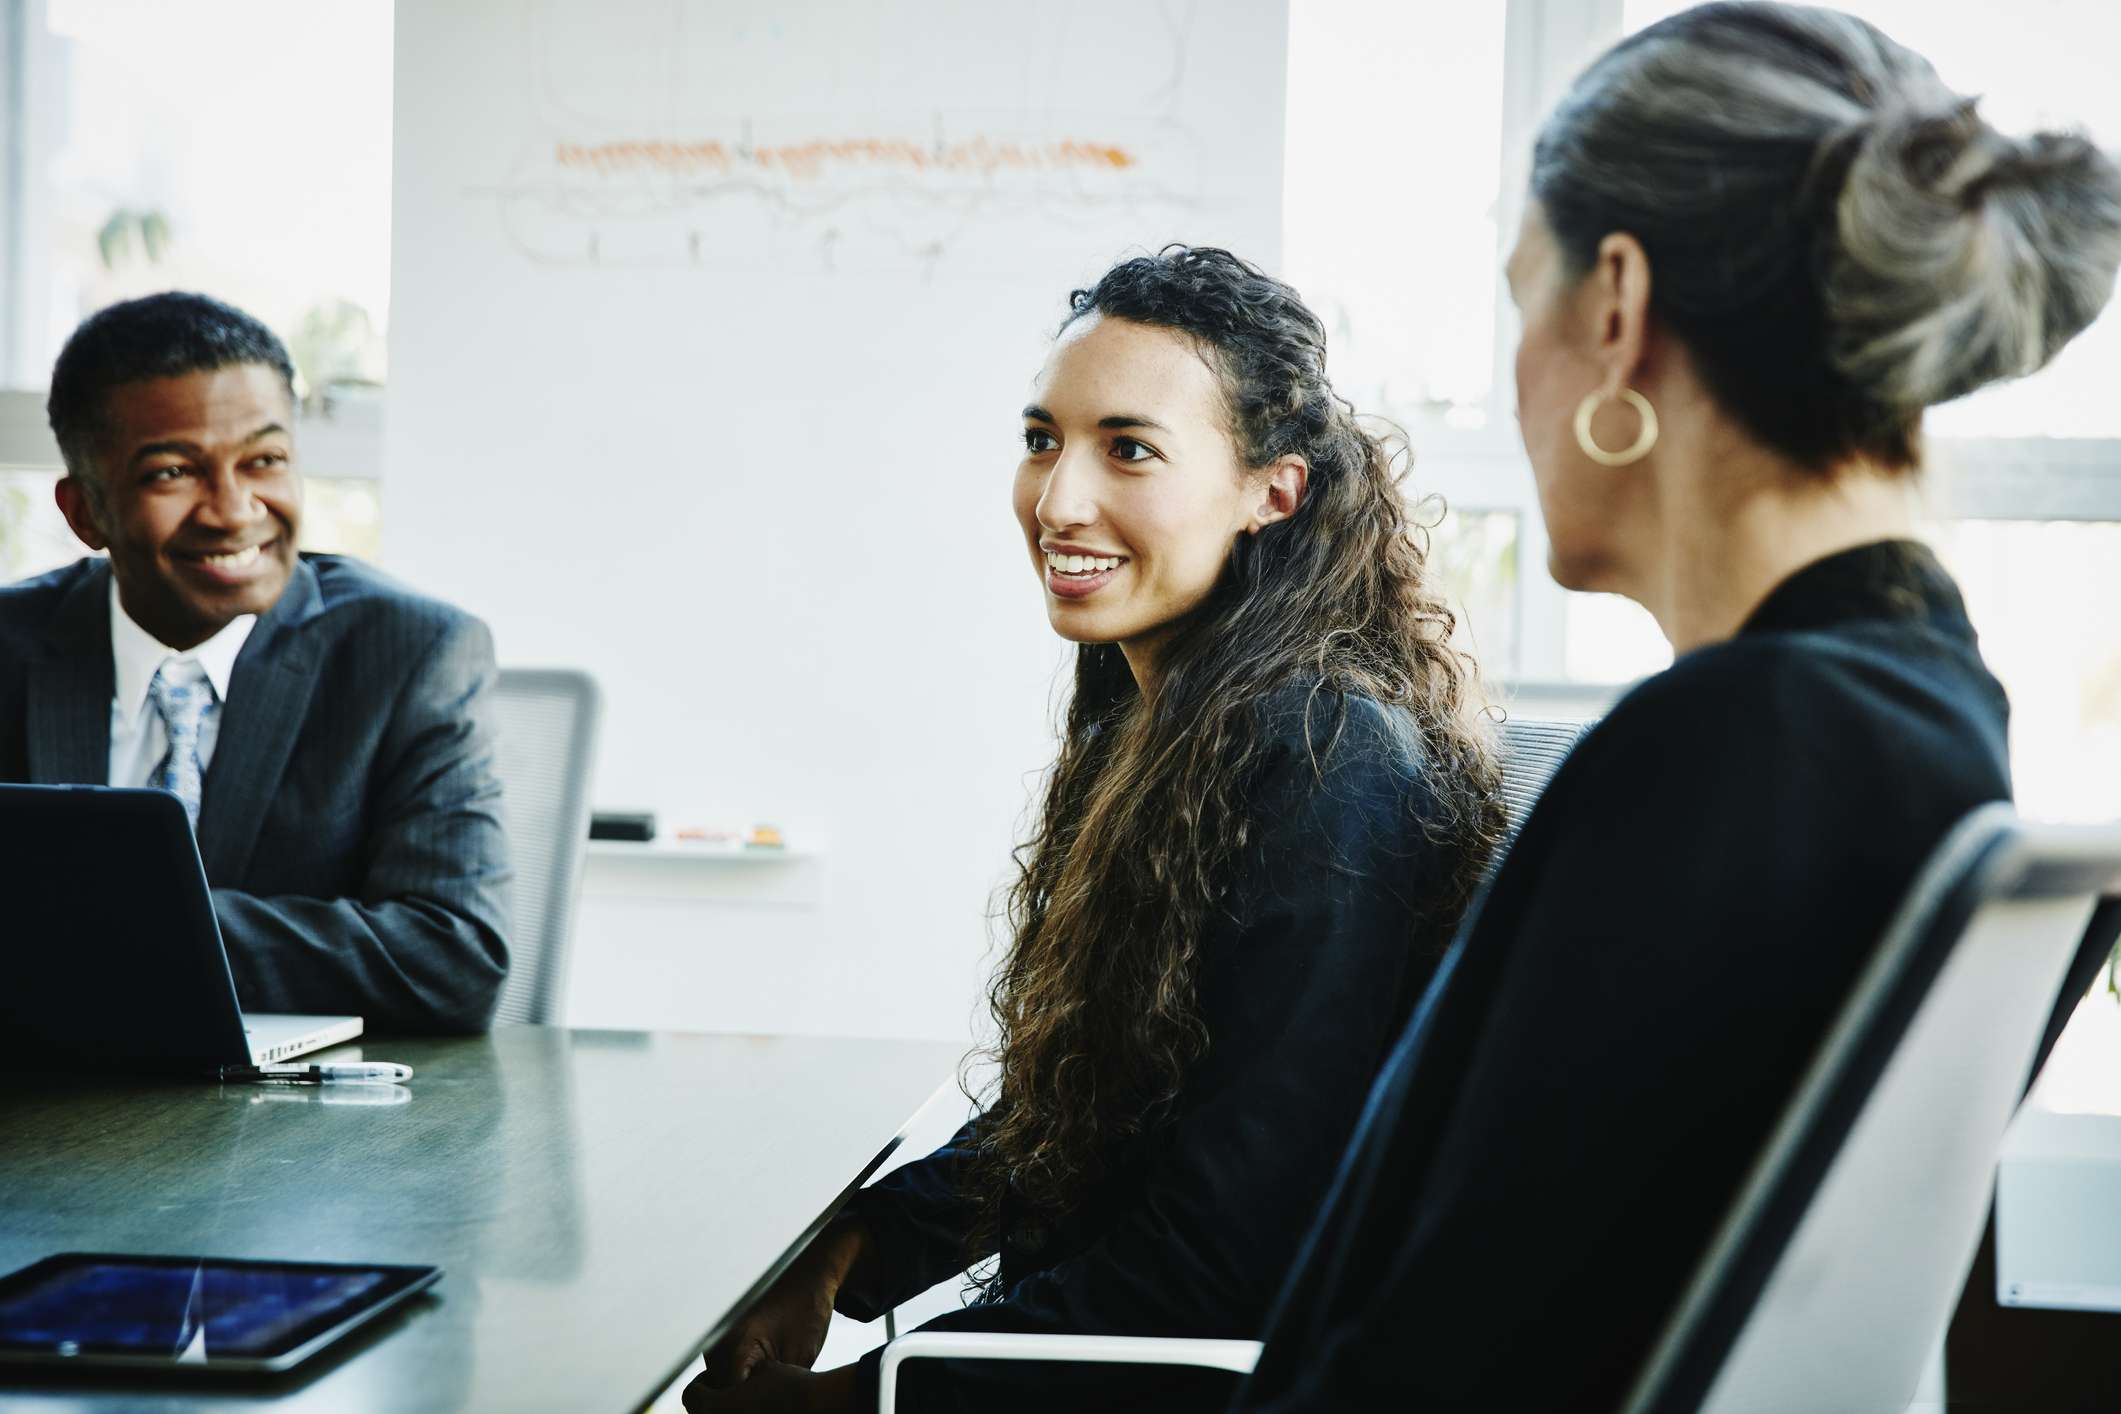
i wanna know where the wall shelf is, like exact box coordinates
[581,835,828,907]
[586,838,818,863]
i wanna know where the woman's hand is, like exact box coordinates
[697,1222,871,1389]
[682,1361,859,1413]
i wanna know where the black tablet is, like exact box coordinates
[0,1253,441,1374]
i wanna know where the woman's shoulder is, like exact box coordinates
[1604,616,1999,746]
[1247,682,1425,781]
[1234,685,1456,853]
[1562,620,2008,819]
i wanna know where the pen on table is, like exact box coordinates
[220,1063,414,1085]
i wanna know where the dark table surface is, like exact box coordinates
[0,1026,964,1412]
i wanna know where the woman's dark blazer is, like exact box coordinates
[1234,540,2013,1412]
[834,687,1474,1412]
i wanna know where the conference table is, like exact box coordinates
[0,1027,965,1411]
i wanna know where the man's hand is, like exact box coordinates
[683,1360,859,1413]
[698,1223,871,1389]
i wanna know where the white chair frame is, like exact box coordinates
[877,1332,1260,1414]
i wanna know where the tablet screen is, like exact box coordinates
[0,1254,439,1370]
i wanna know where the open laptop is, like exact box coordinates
[0,784,359,1074]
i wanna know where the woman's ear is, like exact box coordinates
[1586,231,1654,398]
[1248,455,1308,533]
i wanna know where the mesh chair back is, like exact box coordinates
[1495,716,1593,841]
[1622,805,2121,1414]
[490,669,602,1025]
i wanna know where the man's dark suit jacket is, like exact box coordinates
[0,553,510,1032]
[1232,541,2012,1411]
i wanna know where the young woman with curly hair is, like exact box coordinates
[688,246,1504,1414]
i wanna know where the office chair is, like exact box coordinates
[489,668,603,1026]
[876,806,2121,1413]
[1619,804,2121,1414]
[1495,714,1594,840]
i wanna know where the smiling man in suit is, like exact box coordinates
[0,292,510,1032]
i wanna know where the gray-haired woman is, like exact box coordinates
[1233,5,2121,1410]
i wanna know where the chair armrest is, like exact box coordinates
[877,1332,1262,1414]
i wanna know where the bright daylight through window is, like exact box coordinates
[1290,0,2121,824]
[0,0,2113,822]
[0,0,392,571]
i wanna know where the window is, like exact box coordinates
[1283,1,1508,431]
[1284,0,1531,675]
[1928,520,2121,824]
[1564,591,1670,687]
[9,0,393,391]
[1428,507,1522,678]
[0,470,75,582]
[1290,0,2121,820]
[1286,0,1682,687]
[0,0,390,569]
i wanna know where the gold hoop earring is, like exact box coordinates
[1573,388,1659,467]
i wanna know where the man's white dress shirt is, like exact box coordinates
[107,577,257,788]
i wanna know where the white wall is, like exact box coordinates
[385,0,1289,1042]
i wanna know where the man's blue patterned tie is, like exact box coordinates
[146,662,211,830]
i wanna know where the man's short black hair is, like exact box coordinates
[45,291,298,485]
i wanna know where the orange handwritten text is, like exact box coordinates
[554,137,1138,179]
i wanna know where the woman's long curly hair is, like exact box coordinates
[966,247,1505,1276]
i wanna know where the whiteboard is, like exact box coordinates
[487,0,1257,275]
[384,0,1288,1041]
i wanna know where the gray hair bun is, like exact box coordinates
[1830,96,2121,412]
[1533,3,2121,471]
